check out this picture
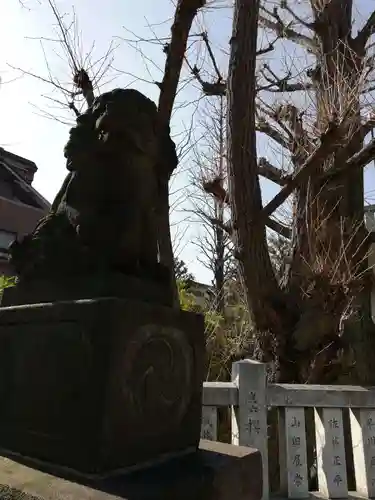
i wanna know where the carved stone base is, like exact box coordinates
[0,298,205,474]
[0,441,263,500]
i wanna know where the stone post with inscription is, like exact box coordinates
[278,407,309,498]
[232,359,269,498]
[350,409,375,497]
[315,408,348,498]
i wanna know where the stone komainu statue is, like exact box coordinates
[9,89,178,284]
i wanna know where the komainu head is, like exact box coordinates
[64,88,161,172]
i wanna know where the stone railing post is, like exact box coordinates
[231,359,269,499]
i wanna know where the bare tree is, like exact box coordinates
[224,0,375,384]
[11,0,117,123]
[186,96,234,312]
[185,0,375,384]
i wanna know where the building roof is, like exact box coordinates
[0,148,50,211]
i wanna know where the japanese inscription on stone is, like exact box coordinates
[315,408,348,498]
[201,406,217,441]
[350,409,375,497]
[365,413,375,491]
[329,414,345,490]
[285,408,308,497]
[246,390,261,436]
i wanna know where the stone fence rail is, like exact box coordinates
[201,359,375,500]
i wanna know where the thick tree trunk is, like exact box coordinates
[313,0,375,385]
[227,0,276,321]
[227,0,300,381]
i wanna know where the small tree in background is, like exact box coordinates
[187,96,232,312]
[174,257,194,283]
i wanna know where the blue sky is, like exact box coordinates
[1,0,375,284]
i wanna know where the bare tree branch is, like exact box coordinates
[256,36,279,56]
[158,0,206,127]
[262,119,349,218]
[208,213,291,239]
[73,68,94,107]
[46,0,95,107]
[258,64,313,93]
[257,99,295,141]
[201,31,222,81]
[184,31,227,96]
[266,217,291,239]
[323,136,375,182]
[258,80,311,93]
[187,30,306,97]
[258,157,289,186]
[185,58,226,96]
[202,175,291,238]
[207,216,233,235]
[259,6,317,52]
[355,10,375,48]
[256,118,291,150]
[156,0,206,306]
[280,1,314,29]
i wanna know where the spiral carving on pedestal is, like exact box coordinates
[121,324,193,433]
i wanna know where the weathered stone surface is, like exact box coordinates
[8,88,178,294]
[0,298,205,474]
[0,441,262,500]
[2,273,173,307]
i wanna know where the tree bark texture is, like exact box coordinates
[227,0,301,381]
[287,0,375,385]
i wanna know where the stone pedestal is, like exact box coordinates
[1,273,174,307]
[0,441,262,500]
[0,298,205,474]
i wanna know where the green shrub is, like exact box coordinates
[0,275,17,302]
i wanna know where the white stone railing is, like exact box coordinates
[201,359,375,499]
